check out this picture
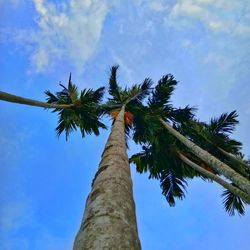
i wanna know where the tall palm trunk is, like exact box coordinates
[73,105,141,250]
[0,91,73,109]
[177,153,250,203]
[217,147,250,171]
[160,118,250,196]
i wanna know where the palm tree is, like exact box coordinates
[73,66,152,249]
[130,74,250,215]
[2,68,249,248]
[139,74,250,196]
[0,75,106,140]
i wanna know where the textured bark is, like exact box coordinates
[0,91,73,109]
[73,106,141,250]
[160,119,250,196]
[178,153,250,203]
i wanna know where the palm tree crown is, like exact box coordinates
[129,73,250,215]
[45,74,106,140]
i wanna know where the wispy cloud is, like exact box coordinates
[167,0,250,35]
[11,0,112,74]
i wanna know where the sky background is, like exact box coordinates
[0,0,250,249]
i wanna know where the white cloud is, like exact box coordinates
[148,0,168,12]
[132,0,169,12]
[25,0,111,73]
[167,0,250,35]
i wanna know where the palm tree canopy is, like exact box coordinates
[130,74,199,207]
[45,74,106,140]
[107,65,153,108]
[130,127,198,206]
[129,74,249,215]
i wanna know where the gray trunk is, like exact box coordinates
[160,119,250,196]
[0,91,73,109]
[218,147,250,172]
[73,106,141,250]
[178,153,250,203]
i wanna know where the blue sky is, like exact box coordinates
[0,1,250,249]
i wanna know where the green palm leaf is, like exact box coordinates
[210,111,238,135]
[45,74,106,140]
[108,65,121,102]
[222,188,247,216]
[160,169,187,207]
[148,74,177,110]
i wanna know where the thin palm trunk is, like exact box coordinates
[0,91,73,109]
[218,147,250,171]
[178,153,250,203]
[73,105,141,250]
[160,118,250,196]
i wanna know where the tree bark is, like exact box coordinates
[178,153,250,203]
[160,118,250,196]
[73,105,141,250]
[0,91,73,109]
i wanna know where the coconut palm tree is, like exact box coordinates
[73,65,152,249]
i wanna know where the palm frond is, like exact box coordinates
[45,75,106,140]
[67,74,79,102]
[56,109,78,140]
[160,170,187,207]
[45,90,59,104]
[222,188,247,216]
[108,65,121,102]
[148,74,177,109]
[128,78,153,105]
[168,105,196,125]
[210,111,239,135]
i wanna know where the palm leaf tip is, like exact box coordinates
[93,87,105,103]
[148,74,178,108]
[134,78,153,103]
[108,65,121,100]
[44,90,59,104]
[210,110,239,135]
[222,189,247,216]
[161,170,187,207]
